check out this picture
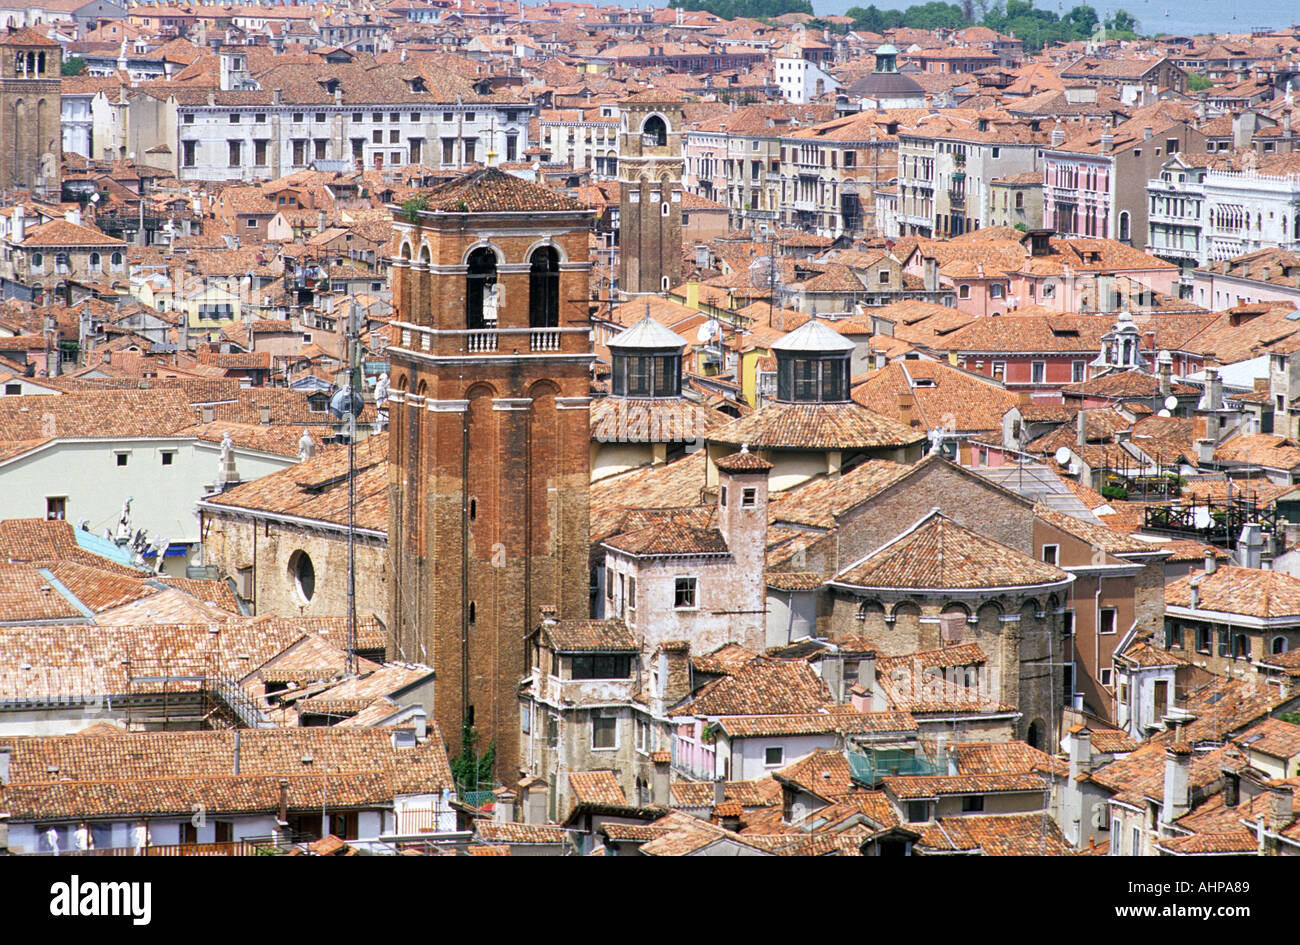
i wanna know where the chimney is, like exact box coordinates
[651,752,670,806]
[1068,725,1093,780]
[1157,351,1172,397]
[1204,550,1217,574]
[1077,406,1087,446]
[272,88,281,105]
[821,652,845,703]
[1269,783,1295,832]
[1051,122,1065,147]
[1189,574,1201,609]
[1161,744,1191,824]
[317,209,326,233]
[713,777,726,806]
[898,390,918,427]
[202,405,215,424]
[232,730,241,775]
[277,777,289,826]
[1100,131,1113,154]
[259,404,271,424]
[923,256,938,292]
[1223,768,1240,808]
[11,206,23,243]
[1198,368,1222,413]
[0,745,9,785]
[1143,125,1153,140]
[1196,437,1215,464]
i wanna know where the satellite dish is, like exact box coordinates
[89,192,100,203]
[1054,447,1072,466]
[1157,408,1172,417]
[696,319,719,343]
[1164,395,1178,411]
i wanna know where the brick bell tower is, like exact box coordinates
[617,90,685,296]
[387,168,595,776]
[0,28,62,197]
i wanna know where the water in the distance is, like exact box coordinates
[808,0,1295,37]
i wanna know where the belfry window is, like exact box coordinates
[642,115,667,147]
[465,247,497,330]
[776,353,850,404]
[528,245,559,328]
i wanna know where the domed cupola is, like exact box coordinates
[771,317,855,404]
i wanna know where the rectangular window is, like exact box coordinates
[1165,623,1182,648]
[906,801,929,823]
[521,703,531,734]
[1100,667,1113,687]
[4,383,19,395]
[961,795,985,812]
[1099,608,1117,635]
[742,487,757,508]
[183,141,197,168]
[1072,360,1086,382]
[571,654,633,680]
[315,139,327,160]
[442,138,455,164]
[1196,624,1212,654]
[464,138,477,163]
[115,453,128,467]
[592,713,617,749]
[161,451,175,466]
[674,577,697,609]
[1031,361,1046,383]
[635,717,648,752]
[764,746,784,767]
[372,129,383,144]
[46,496,66,521]
[1042,544,1058,565]
[1062,610,1074,637]
[293,139,307,165]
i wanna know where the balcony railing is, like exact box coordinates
[671,734,717,781]
[390,322,589,357]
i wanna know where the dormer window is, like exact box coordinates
[407,77,427,93]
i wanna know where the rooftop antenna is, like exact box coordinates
[329,300,365,676]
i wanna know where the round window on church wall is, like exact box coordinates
[289,550,315,604]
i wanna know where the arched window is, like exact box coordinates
[36,52,44,74]
[88,252,101,268]
[1026,719,1044,750]
[642,114,667,147]
[1233,633,1249,659]
[465,247,497,330]
[1273,636,1289,655]
[111,252,122,266]
[528,245,559,329]
[1118,211,1131,243]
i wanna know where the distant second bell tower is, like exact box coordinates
[0,28,61,197]
[617,90,684,296]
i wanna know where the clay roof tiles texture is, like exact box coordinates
[709,402,925,451]
[835,511,1070,591]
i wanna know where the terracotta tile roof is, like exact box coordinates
[1214,433,1300,471]
[589,397,730,442]
[568,770,627,808]
[1166,565,1300,620]
[918,813,1074,855]
[1033,502,1166,556]
[767,459,912,529]
[1233,717,1300,760]
[677,657,831,717]
[886,772,1047,799]
[709,402,925,451]
[476,822,570,845]
[717,709,918,738]
[1088,740,1241,809]
[603,521,728,558]
[203,434,388,532]
[589,451,709,544]
[947,740,1068,778]
[715,448,773,473]
[637,809,771,856]
[671,778,781,809]
[540,618,638,653]
[876,642,987,676]
[1155,829,1259,854]
[834,510,1070,591]
[877,673,1017,715]
[1089,729,1140,754]
[20,218,125,248]
[414,167,588,213]
[772,749,856,801]
[852,359,1020,435]
[0,727,452,820]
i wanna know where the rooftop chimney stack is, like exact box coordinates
[1161,744,1191,825]
[1270,783,1295,832]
